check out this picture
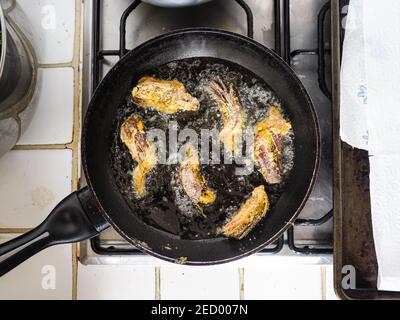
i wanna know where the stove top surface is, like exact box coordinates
[81,0,334,264]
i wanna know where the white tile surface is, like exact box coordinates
[10,0,76,64]
[244,266,323,300]
[160,266,240,300]
[324,265,338,300]
[77,264,155,300]
[18,68,74,145]
[0,234,72,300]
[0,149,72,228]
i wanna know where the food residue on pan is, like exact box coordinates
[112,57,294,241]
[176,256,188,265]
[134,240,151,251]
[164,244,173,251]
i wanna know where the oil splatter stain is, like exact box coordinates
[31,187,55,209]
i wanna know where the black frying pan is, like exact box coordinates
[0,29,320,276]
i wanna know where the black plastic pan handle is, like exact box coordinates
[0,187,109,277]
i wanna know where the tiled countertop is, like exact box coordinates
[0,0,337,300]
[0,0,80,299]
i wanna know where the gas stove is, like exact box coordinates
[80,0,335,265]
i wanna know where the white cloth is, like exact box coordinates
[364,0,400,292]
[340,0,368,150]
[341,0,400,292]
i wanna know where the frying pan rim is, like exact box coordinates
[82,27,321,265]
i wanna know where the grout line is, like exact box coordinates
[72,243,78,300]
[71,0,84,301]
[12,144,71,150]
[155,267,161,300]
[0,228,32,234]
[239,268,245,300]
[38,63,74,68]
[321,266,327,300]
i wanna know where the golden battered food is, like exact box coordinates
[254,128,281,184]
[179,144,216,207]
[254,106,292,184]
[259,105,292,136]
[222,185,269,240]
[120,114,157,197]
[131,76,200,113]
[208,79,245,155]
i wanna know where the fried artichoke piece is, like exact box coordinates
[120,114,157,197]
[253,106,292,184]
[254,128,281,184]
[261,105,292,136]
[179,144,216,206]
[222,185,269,240]
[131,76,200,114]
[208,78,245,155]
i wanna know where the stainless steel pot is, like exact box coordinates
[141,0,214,8]
[0,3,37,157]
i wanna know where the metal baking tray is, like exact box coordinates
[332,0,400,300]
